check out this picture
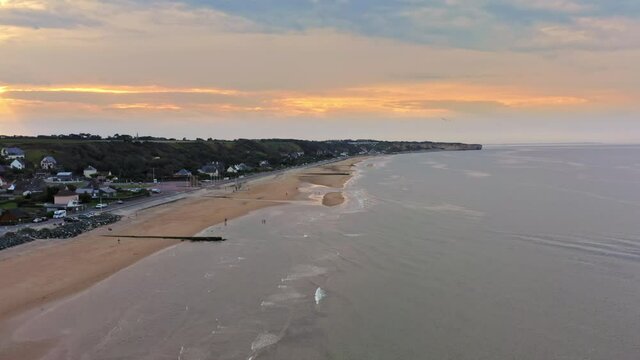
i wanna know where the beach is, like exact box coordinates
[0,158,362,359]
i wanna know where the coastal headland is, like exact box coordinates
[0,157,363,350]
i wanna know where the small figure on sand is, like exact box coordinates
[224,218,227,226]
[262,219,266,224]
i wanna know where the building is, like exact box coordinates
[1,147,25,160]
[40,156,58,170]
[174,169,193,177]
[0,176,6,188]
[259,160,271,168]
[0,208,31,225]
[55,172,74,182]
[10,159,25,170]
[76,188,95,196]
[83,165,98,178]
[54,189,80,207]
[99,187,117,198]
[198,162,225,177]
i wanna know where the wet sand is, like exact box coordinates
[322,192,345,206]
[0,158,362,359]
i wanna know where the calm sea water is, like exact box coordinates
[11,145,640,359]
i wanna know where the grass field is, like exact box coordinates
[0,201,18,210]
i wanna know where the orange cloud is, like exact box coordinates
[109,103,182,111]
[273,83,591,116]
[0,81,602,120]
[5,84,242,96]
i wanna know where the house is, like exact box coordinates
[198,165,221,177]
[76,188,95,196]
[10,159,25,170]
[0,176,7,188]
[54,189,80,207]
[235,163,250,172]
[174,169,192,177]
[83,165,98,178]
[259,160,271,168]
[227,163,251,174]
[13,178,45,194]
[99,187,117,198]
[198,161,225,177]
[1,147,25,160]
[55,172,74,182]
[40,156,58,170]
[0,208,31,225]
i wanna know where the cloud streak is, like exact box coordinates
[0,0,638,142]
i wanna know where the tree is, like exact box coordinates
[44,187,60,203]
[79,193,92,204]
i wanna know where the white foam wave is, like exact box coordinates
[251,333,280,351]
[463,170,491,178]
[341,189,377,214]
[265,291,304,303]
[422,203,485,218]
[283,265,328,281]
[314,287,326,305]
[343,233,364,237]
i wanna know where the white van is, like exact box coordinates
[53,210,67,219]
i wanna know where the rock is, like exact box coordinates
[0,213,121,251]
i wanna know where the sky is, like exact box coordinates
[0,0,638,143]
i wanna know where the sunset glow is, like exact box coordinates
[0,0,638,142]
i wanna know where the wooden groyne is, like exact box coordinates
[102,235,225,242]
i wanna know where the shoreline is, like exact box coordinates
[0,157,364,357]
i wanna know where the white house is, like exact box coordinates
[1,147,25,160]
[83,165,98,178]
[259,160,271,168]
[40,156,57,170]
[10,159,25,170]
[198,164,222,177]
[226,164,250,174]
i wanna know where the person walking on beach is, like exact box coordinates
[224,218,227,226]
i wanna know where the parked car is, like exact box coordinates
[116,200,124,204]
[32,217,46,223]
[53,210,67,219]
[151,188,161,194]
[95,203,108,209]
[64,216,80,222]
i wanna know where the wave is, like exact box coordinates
[250,333,280,351]
[282,264,328,281]
[314,287,326,305]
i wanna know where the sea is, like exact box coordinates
[10,144,640,359]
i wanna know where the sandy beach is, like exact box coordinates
[0,157,362,358]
